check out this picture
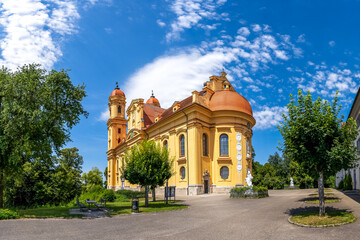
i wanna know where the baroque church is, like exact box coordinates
[107,72,256,195]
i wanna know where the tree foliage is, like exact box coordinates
[82,167,103,192]
[0,64,88,208]
[123,139,173,207]
[4,148,83,207]
[278,90,358,216]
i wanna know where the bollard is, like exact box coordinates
[132,197,139,213]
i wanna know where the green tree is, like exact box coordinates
[123,140,173,207]
[82,167,103,192]
[104,167,108,188]
[51,148,83,203]
[279,90,358,216]
[0,64,88,208]
[4,148,84,207]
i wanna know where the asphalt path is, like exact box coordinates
[1,189,360,240]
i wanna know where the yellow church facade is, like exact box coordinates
[107,72,256,195]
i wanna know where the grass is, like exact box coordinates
[13,199,187,219]
[290,210,356,226]
[106,200,187,216]
[305,198,340,204]
[309,193,334,197]
[17,206,83,219]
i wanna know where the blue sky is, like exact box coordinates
[1,0,359,173]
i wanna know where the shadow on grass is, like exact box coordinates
[285,206,353,216]
[297,197,339,203]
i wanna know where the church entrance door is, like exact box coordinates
[204,180,209,194]
[203,170,210,194]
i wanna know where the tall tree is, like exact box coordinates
[0,64,88,208]
[123,140,173,207]
[51,148,83,203]
[82,167,103,192]
[279,90,358,216]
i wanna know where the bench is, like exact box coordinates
[95,198,106,210]
[76,198,87,212]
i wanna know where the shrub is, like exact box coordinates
[253,186,268,192]
[0,209,19,220]
[338,179,344,190]
[116,189,145,199]
[343,174,353,190]
[102,190,116,202]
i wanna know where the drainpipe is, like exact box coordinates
[182,110,190,195]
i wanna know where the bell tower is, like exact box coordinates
[107,82,127,150]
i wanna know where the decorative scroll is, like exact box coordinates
[236,132,242,173]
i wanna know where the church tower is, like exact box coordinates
[107,82,127,150]
[107,83,127,189]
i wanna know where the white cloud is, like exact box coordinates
[248,85,261,92]
[157,19,166,27]
[251,24,261,32]
[99,109,109,121]
[166,0,228,41]
[329,40,336,47]
[296,34,305,43]
[253,106,288,130]
[123,48,235,109]
[0,0,80,70]
[274,50,289,60]
[237,27,250,36]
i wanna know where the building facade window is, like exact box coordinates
[180,135,185,157]
[164,140,168,149]
[118,128,121,134]
[357,138,360,154]
[220,166,229,179]
[118,106,121,113]
[180,166,186,179]
[203,134,208,156]
[220,134,229,156]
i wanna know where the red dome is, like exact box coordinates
[146,97,160,105]
[110,88,125,97]
[209,90,253,116]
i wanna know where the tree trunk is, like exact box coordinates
[318,172,325,217]
[152,186,156,202]
[0,170,4,209]
[144,186,149,207]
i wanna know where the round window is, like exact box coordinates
[180,167,186,179]
[220,166,229,179]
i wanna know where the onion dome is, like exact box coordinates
[110,82,125,97]
[209,90,253,116]
[146,90,161,108]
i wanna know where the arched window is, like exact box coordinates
[180,135,185,157]
[118,106,121,113]
[203,134,208,156]
[164,140,168,149]
[220,166,229,179]
[180,167,186,179]
[220,134,228,156]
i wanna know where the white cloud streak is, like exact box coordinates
[0,0,79,70]
[166,0,228,41]
[253,106,288,130]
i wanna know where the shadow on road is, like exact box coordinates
[342,191,360,205]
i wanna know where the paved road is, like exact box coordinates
[1,189,360,240]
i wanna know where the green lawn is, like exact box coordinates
[106,200,187,215]
[14,199,187,219]
[17,206,83,219]
[290,210,356,226]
